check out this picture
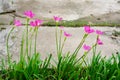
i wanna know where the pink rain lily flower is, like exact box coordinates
[84,26,95,34]
[96,30,104,35]
[53,16,62,22]
[97,38,103,45]
[30,19,43,27]
[83,44,91,51]
[59,26,64,30]
[24,10,35,18]
[14,20,22,27]
[64,31,72,38]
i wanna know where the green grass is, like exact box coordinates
[0,52,120,80]
[43,20,120,27]
[1,20,120,27]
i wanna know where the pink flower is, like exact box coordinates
[30,19,43,27]
[97,38,103,45]
[53,16,62,22]
[24,10,35,18]
[14,20,22,26]
[64,31,72,38]
[83,44,91,51]
[59,26,64,30]
[84,26,94,34]
[96,30,104,35]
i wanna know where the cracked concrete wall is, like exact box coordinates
[0,26,120,61]
[0,0,14,12]
[0,0,120,61]
[0,0,14,24]
[0,0,120,24]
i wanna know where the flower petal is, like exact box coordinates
[83,44,91,51]
[14,20,22,27]
[64,31,72,38]
[24,10,35,18]
[84,26,94,34]
[97,38,103,45]
[53,16,62,22]
[96,30,104,35]
[30,19,43,27]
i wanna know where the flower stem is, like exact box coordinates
[55,22,59,58]
[6,27,15,66]
[60,37,66,54]
[26,18,29,60]
[29,28,35,58]
[73,34,88,56]
[20,29,25,68]
[75,43,97,65]
[34,27,38,54]
[58,30,62,54]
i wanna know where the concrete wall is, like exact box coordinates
[0,0,120,24]
[0,0,120,61]
[0,0,13,12]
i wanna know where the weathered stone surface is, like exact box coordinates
[0,0,14,13]
[1,0,120,24]
[0,26,120,61]
[13,0,120,20]
[0,14,14,25]
[0,0,15,24]
[77,11,120,24]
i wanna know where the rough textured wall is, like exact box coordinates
[0,0,120,61]
[0,0,120,24]
[0,0,13,12]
